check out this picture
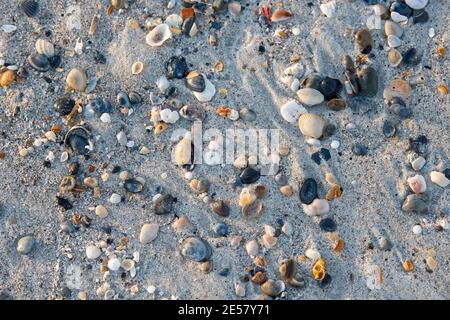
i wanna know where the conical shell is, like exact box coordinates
[35,39,55,57]
[298,114,325,138]
[296,88,324,106]
[146,24,172,47]
[66,68,87,92]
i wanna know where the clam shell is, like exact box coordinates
[27,53,50,72]
[21,0,39,17]
[131,61,144,75]
[181,237,212,262]
[211,200,230,217]
[387,35,402,48]
[301,75,322,91]
[228,1,241,16]
[320,77,343,100]
[139,223,159,243]
[384,20,403,38]
[430,171,449,188]
[405,0,428,10]
[153,193,174,215]
[174,137,192,166]
[0,70,15,87]
[271,9,293,22]
[128,91,142,104]
[186,71,205,92]
[297,88,324,106]
[116,92,131,108]
[383,79,412,104]
[54,96,75,116]
[356,66,378,97]
[298,113,325,139]
[192,75,216,102]
[355,28,374,54]
[146,24,172,47]
[66,68,87,92]
[283,62,304,79]
[341,55,355,73]
[327,99,347,111]
[124,179,144,193]
[245,240,259,257]
[35,39,55,58]
[120,259,135,271]
[260,280,285,297]
[388,49,403,67]
[64,126,90,155]
[280,100,307,123]
[240,167,261,184]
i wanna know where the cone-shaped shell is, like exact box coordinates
[146,24,172,47]
[298,113,325,138]
[35,39,55,57]
[66,68,87,92]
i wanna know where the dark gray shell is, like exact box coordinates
[179,105,204,121]
[299,178,318,204]
[186,71,205,92]
[128,91,142,105]
[64,126,90,155]
[341,55,355,73]
[387,97,412,119]
[301,75,322,91]
[181,237,212,262]
[240,167,261,184]
[116,92,131,108]
[123,179,143,193]
[85,97,113,116]
[21,0,39,17]
[320,77,343,100]
[152,193,174,215]
[55,96,75,116]
[182,16,196,36]
[211,200,230,217]
[166,56,189,79]
[356,66,378,97]
[354,28,374,54]
[27,54,49,72]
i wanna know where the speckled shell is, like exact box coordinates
[66,68,87,92]
[298,113,325,138]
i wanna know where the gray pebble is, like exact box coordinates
[17,236,35,255]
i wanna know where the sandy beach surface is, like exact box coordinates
[0,0,449,300]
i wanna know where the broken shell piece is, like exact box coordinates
[407,174,427,193]
[173,137,192,166]
[280,100,307,123]
[245,240,259,257]
[271,9,293,22]
[260,280,285,297]
[261,233,277,249]
[35,39,55,58]
[311,258,326,281]
[146,24,172,47]
[430,171,449,188]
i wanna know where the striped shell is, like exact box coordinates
[35,39,55,58]
[21,0,39,17]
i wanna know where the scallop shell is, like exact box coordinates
[260,280,285,297]
[21,0,39,17]
[271,9,293,22]
[131,61,144,75]
[298,113,325,139]
[35,39,55,58]
[383,79,412,105]
[407,175,427,193]
[302,199,330,216]
[388,49,403,67]
[280,100,307,123]
[27,54,50,72]
[66,68,87,92]
[297,88,324,106]
[192,74,216,102]
[174,137,192,166]
[146,24,172,47]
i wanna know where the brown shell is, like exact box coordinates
[0,70,15,87]
[271,9,293,22]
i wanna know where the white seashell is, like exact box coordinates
[412,225,422,235]
[280,100,307,123]
[264,225,276,237]
[60,151,69,162]
[173,137,191,166]
[407,175,427,193]
[245,240,259,257]
[390,11,407,23]
[109,193,121,204]
[108,258,121,271]
[387,35,402,48]
[66,68,87,92]
[428,28,435,38]
[366,265,382,290]
[74,37,83,55]
[146,24,172,47]
[366,15,381,30]
[298,113,325,139]
[235,283,246,297]
[281,221,293,236]
[45,131,56,142]
[302,199,330,216]
[227,109,239,121]
[292,27,301,36]
[262,233,277,248]
[290,78,300,92]
[160,108,180,124]
[203,150,221,166]
[284,63,304,79]
[411,156,426,171]
[388,49,403,67]
[1,25,17,33]
[164,14,183,30]
[320,1,337,17]
[384,20,403,38]
[192,75,216,102]
[156,76,170,92]
[35,39,55,57]
[121,259,135,271]
[233,154,247,169]
[430,171,449,188]
[46,151,55,162]
[305,248,321,261]
[280,74,293,86]
[296,88,324,106]
[116,131,127,146]
[330,140,340,149]
[131,61,144,75]
[405,0,428,10]
[139,223,159,244]
[86,245,101,259]
[100,113,111,123]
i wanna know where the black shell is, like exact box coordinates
[64,126,90,155]
[402,48,422,66]
[186,71,205,92]
[319,218,337,232]
[390,1,412,18]
[301,75,322,91]
[166,56,189,79]
[27,54,50,72]
[239,167,261,184]
[21,0,39,17]
[320,77,343,100]
[182,16,196,36]
[299,178,318,204]
[49,55,62,68]
[382,120,396,138]
[128,91,142,105]
[55,96,75,116]
[86,97,112,116]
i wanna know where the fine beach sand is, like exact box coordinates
[0,0,449,300]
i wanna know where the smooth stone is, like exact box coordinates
[408,135,428,155]
[430,171,449,188]
[412,225,422,235]
[402,194,428,214]
[405,0,428,10]
[352,143,368,156]
[319,218,337,232]
[181,237,212,262]
[388,101,412,119]
[299,178,318,204]
[407,174,427,193]
[17,236,35,255]
[214,223,229,237]
[411,156,426,171]
[107,258,121,271]
[139,223,159,243]
[382,120,396,138]
[280,100,307,123]
[85,244,101,259]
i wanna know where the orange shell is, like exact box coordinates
[0,69,15,87]
[271,9,293,22]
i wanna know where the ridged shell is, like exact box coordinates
[146,24,172,47]
[66,68,87,92]
[21,0,39,17]
[131,61,144,75]
[35,39,55,58]
[297,88,324,106]
[27,53,50,72]
[298,114,325,139]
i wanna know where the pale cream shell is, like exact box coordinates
[131,61,144,75]
[296,88,324,106]
[66,68,87,92]
[173,137,191,166]
[298,113,325,138]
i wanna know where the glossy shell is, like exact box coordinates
[54,96,75,116]
[297,88,324,106]
[27,53,50,72]
[240,167,261,184]
[165,56,189,79]
[21,0,39,17]
[299,178,318,204]
[186,71,206,92]
[320,77,342,100]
